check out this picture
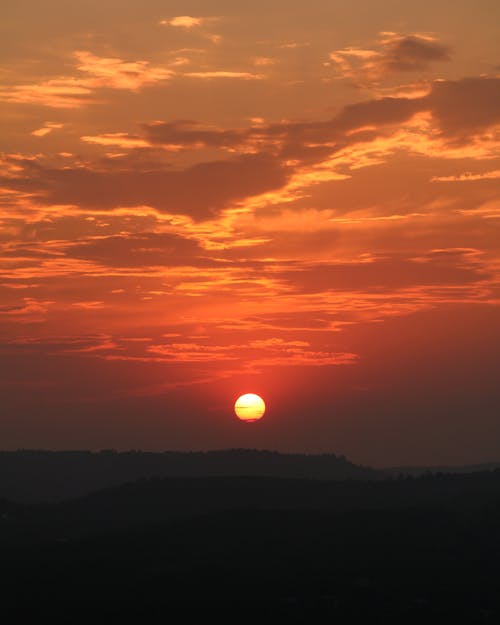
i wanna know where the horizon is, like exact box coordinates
[2,447,500,471]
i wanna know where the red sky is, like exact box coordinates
[1,0,499,466]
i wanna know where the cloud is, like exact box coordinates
[0,48,265,109]
[273,252,490,295]
[426,77,500,142]
[81,133,151,149]
[0,51,173,108]
[146,76,499,154]
[159,16,222,43]
[0,78,95,108]
[432,170,500,182]
[161,16,207,28]
[334,96,421,131]
[277,42,311,50]
[184,71,263,80]
[10,153,289,220]
[142,120,245,150]
[457,201,500,220]
[146,337,358,369]
[73,51,173,90]
[3,77,499,224]
[64,233,205,267]
[71,301,106,309]
[1,331,358,378]
[140,106,402,158]
[0,297,54,320]
[328,48,379,81]
[253,57,277,67]
[31,122,64,137]
[329,32,451,83]
[378,32,451,72]
[139,77,500,165]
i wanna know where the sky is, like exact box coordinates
[1,0,499,466]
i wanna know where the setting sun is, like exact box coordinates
[234,393,266,422]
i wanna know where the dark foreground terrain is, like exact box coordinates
[1,467,500,623]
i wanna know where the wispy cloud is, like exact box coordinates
[185,71,263,80]
[73,51,173,90]
[253,57,277,67]
[31,122,64,137]
[432,170,500,182]
[160,16,210,28]
[80,133,151,149]
[0,48,267,108]
[0,51,174,108]
[159,15,222,43]
[0,78,94,108]
[147,337,358,369]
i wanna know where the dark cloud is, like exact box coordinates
[302,76,500,146]
[11,153,289,220]
[143,76,500,154]
[3,78,499,220]
[381,35,451,72]
[334,96,421,131]
[66,233,201,266]
[142,120,245,149]
[141,100,418,155]
[329,33,451,85]
[65,232,229,268]
[426,77,500,141]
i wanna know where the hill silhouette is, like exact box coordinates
[3,449,500,620]
[1,470,500,622]
[0,448,379,502]
[1,469,500,546]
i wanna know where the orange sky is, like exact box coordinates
[1,0,499,465]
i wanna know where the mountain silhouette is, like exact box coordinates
[0,448,379,502]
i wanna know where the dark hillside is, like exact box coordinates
[0,448,379,502]
[1,471,500,622]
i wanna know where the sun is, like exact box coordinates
[234,393,266,422]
